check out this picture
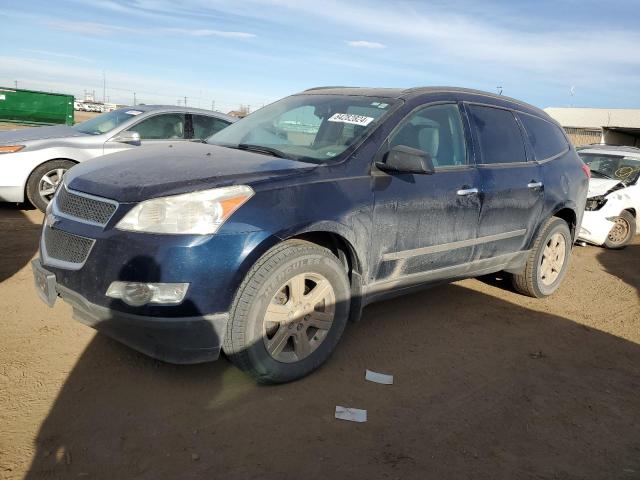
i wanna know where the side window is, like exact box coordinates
[468,105,526,164]
[388,103,467,167]
[192,115,230,140]
[518,113,568,160]
[128,113,186,140]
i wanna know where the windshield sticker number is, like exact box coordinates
[328,113,374,126]
[126,110,143,115]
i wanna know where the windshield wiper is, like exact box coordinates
[589,169,614,179]
[236,143,292,159]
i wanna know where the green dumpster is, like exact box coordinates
[0,87,74,126]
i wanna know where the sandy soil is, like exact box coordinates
[0,206,638,480]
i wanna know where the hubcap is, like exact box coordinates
[539,232,566,286]
[38,168,67,203]
[607,217,630,244]
[263,272,335,363]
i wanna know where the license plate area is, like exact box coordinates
[31,259,58,307]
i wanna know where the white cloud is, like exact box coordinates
[46,19,256,39]
[20,49,94,63]
[346,40,385,49]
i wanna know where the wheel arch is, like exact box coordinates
[24,157,79,196]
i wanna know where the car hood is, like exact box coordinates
[587,178,625,198]
[0,125,87,144]
[65,142,318,202]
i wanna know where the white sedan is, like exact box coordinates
[577,145,640,249]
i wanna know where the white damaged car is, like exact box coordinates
[577,145,640,249]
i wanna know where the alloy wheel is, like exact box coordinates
[263,272,336,363]
[539,232,566,286]
[38,168,66,203]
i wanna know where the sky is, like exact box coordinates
[1,0,640,112]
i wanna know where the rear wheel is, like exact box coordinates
[223,240,351,384]
[603,210,635,249]
[26,160,75,212]
[512,217,572,298]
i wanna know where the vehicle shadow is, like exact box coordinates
[0,204,41,283]
[24,281,640,479]
[596,241,640,294]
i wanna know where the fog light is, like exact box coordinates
[106,281,189,306]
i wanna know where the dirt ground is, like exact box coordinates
[0,205,638,480]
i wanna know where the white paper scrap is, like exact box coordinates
[328,113,374,126]
[365,369,394,385]
[335,406,367,423]
[126,110,143,115]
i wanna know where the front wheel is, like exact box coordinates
[604,210,635,249]
[26,160,75,212]
[223,240,351,384]
[512,217,572,298]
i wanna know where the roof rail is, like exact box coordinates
[303,86,350,92]
[580,143,640,150]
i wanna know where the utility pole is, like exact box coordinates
[184,96,187,107]
[133,92,137,105]
[102,70,106,103]
[496,86,503,95]
[14,80,18,89]
[211,100,215,111]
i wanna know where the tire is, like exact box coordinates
[223,240,351,384]
[511,217,572,298]
[603,210,635,250]
[26,159,75,212]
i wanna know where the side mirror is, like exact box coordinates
[376,145,435,174]
[111,131,141,145]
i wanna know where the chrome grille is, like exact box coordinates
[56,186,117,225]
[43,228,94,265]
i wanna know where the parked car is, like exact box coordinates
[0,106,236,211]
[577,144,640,248]
[32,87,588,383]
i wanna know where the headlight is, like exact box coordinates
[116,185,254,234]
[0,145,25,154]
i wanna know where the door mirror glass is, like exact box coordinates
[376,145,435,174]
[110,131,141,145]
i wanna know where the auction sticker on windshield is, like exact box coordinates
[328,113,374,126]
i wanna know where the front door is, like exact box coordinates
[369,103,481,290]
[103,112,188,155]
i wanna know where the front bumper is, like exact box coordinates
[578,210,615,246]
[32,259,229,364]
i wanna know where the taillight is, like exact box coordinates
[581,163,591,179]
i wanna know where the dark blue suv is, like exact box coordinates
[33,87,589,383]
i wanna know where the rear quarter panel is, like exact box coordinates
[537,149,589,243]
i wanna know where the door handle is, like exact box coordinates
[527,181,543,189]
[457,187,479,196]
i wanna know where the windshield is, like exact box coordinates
[73,108,144,135]
[579,153,640,184]
[207,94,399,163]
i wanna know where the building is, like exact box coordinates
[544,107,640,147]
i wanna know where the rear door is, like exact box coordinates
[465,103,544,259]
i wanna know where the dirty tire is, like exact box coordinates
[223,240,351,384]
[26,159,75,212]
[603,210,636,250]
[511,216,572,298]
